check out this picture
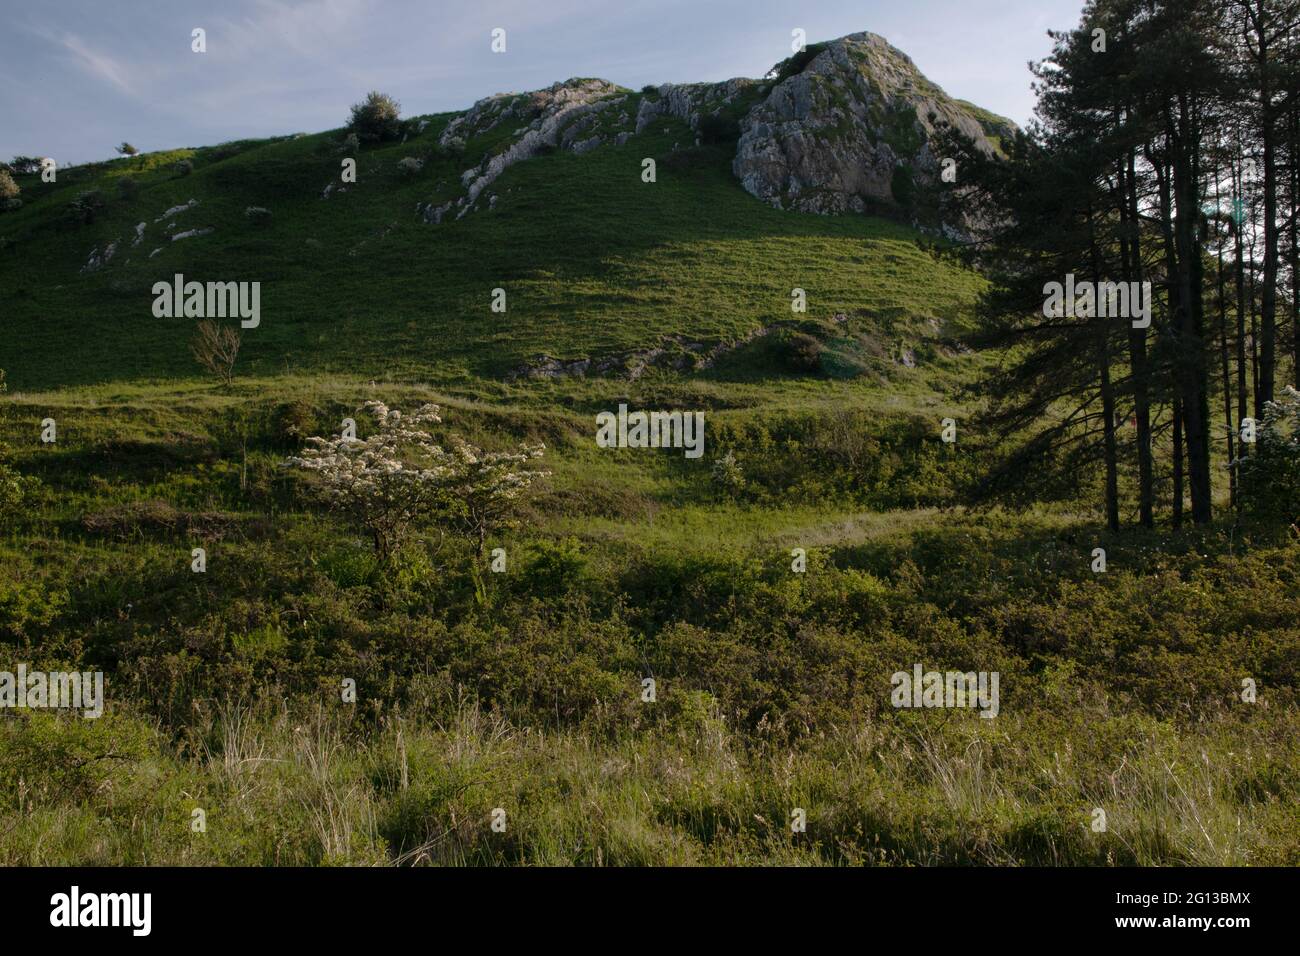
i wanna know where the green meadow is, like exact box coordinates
[1,97,1297,866]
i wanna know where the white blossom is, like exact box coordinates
[285,401,547,562]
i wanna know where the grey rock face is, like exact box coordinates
[80,240,119,273]
[441,79,625,215]
[154,198,198,223]
[633,78,756,134]
[171,227,213,242]
[420,200,456,224]
[418,33,1013,234]
[732,32,1013,222]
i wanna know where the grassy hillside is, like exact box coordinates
[1,87,1297,867]
[1,95,980,391]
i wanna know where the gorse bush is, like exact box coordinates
[782,331,823,372]
[520,537,591,598]
[0,169,19,202]
[349,91,403,143]
[64,189,105,226]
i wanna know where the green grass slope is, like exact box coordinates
[1,92,981,393]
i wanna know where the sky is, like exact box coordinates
[1,0,1086,167]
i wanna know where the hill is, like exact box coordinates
[2,30,1297,869]
[0,32,1000,392]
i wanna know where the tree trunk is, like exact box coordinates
[1090,223,1120,532]
[1170,97,1213,523]
[1123,149,1155,527]
[1159,106,1213,524]
[1214,162,1237,507]
[1235,154,1251,455]
[1291,105,1299,388]
[1173,398,1185,530]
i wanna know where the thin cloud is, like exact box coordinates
[59,32,134,94]
[216,0,376,59]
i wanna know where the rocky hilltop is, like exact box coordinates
[424,32,1014,230]
[733,33,1013,217]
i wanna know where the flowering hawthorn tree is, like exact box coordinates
[286,401,549,571]
[442,437,549,559]
[285,401,451,563]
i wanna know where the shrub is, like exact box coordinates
[0,442,39,522]
[341,132,360,153]
[711,450,746,499]
[190,319,242,387]
[175,159,193,176]
[116,176,139,200]
[397,156,424,175]
[782,331,823,372]
[286,401,450,563]
[0,169,18,201]
[62,190,105,226]
[0,572,64,639]
[207,141,246,162]
[767,42,828,83]
[349,91,402,143]
[1239,386,1300,528]
[271,400,318,447]
[522,537,591,598]
[287,402,548,576]
[9,156,41,175]
[115,142,139,158]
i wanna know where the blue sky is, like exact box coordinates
[2,0,1085,166]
